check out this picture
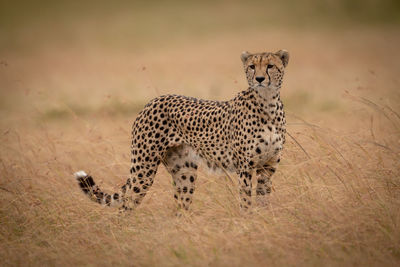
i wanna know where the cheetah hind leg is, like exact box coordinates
[164,145,198,215]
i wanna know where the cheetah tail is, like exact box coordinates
[74,171,124,208]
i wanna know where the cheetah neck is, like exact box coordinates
[253,86,280,103]
[248,86,282,122]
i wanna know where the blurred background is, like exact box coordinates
[1,1,400,266]
[0,0,399,127]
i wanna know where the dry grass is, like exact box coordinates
[1,93,399,267]
[1,1,400,266]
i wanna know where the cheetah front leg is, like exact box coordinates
[237,170,253,210]
[255,155,280,206]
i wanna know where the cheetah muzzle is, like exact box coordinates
[74,50,289,212]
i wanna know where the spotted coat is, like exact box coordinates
[74,50,289,211]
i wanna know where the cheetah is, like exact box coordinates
[74,50,289,211]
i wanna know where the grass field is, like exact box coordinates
[1,1,400,266]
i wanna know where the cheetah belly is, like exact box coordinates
[196,143,236,173]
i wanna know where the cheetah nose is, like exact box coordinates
[256,76,265,83]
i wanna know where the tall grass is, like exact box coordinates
[0,92,399,266]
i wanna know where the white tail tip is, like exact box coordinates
[74,170,88,179]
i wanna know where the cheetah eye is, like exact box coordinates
[249,65,255,70]
[267,64,274,69]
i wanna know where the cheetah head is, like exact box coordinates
[241,50,289,90]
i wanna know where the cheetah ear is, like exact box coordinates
[275,50,289,67]
[241,51,251,64]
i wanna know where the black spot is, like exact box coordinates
[257,189,266,195]
[190,162,197,170]
[190,176,195,183]
[77,175,95,191]
[96,192,104,203]
[105,195,111,205]
[256,147,261,154]
[133,187,140,193]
